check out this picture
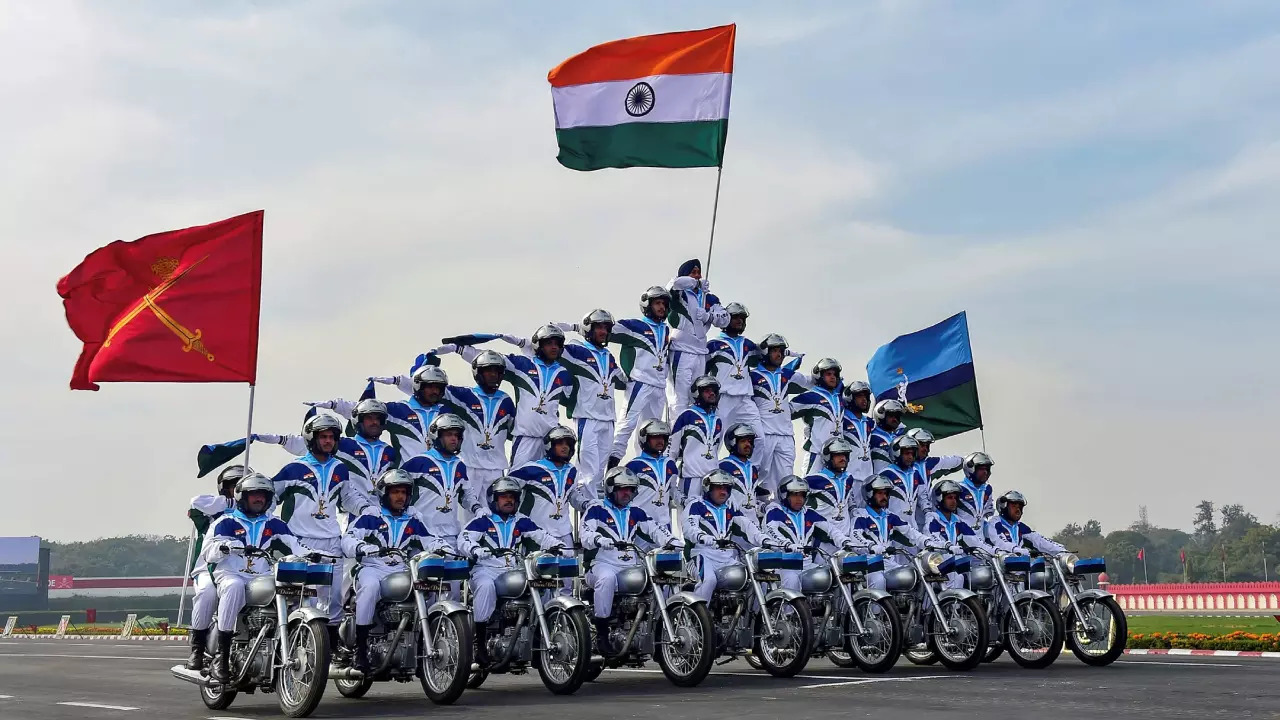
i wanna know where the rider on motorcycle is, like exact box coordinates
[458,477,564,664]
[625,419,682,528]
[186,464,245,671]
[763,475,855,593]
[718,423,769,522]
[985,491,1066,557]
[683,470,768,602]
[805,437,862,531]
[201,472,317,682]
[579,467,676,654]
[850,476,931,590]
[956,451,996,533]
[926,479,996,589]
[342,468,449,672]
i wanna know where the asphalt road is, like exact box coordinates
[1,638,1276,720]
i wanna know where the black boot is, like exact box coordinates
[594,618,614,657]
[474,623,491,667]
[212,631,234,683]
[187,628,209,671]
[354,624,372,673]
[328,625,345,663]
[606,456,621,471]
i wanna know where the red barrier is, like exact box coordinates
[1107,582,1280,612]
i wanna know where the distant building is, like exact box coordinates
[0,536,51,611]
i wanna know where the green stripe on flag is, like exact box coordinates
[556,120,728,171]
[900,380,983,440]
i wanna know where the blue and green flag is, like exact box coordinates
[866,311,982,440]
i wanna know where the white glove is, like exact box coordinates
[304,400,337,410]
[787,543,805,553]
[872,542,889,555]
[949,544,964,555]
[253,433,282,444]
[368,376,397,385]
[596,538,616,550]
[663,538,682,550]
[356,543,379,559]
[473,548,493,561]
[1013,547,1030,556]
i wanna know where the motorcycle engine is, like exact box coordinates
[232,638,271,680]
[368,632,416,675]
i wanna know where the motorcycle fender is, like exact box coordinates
[765,587,804,604]
[544,594,588,613]
[426,599,470,618]
[287,606,328,625]
[1073,588,1114,601]
[665,590,708,608]
[936,587,979,603]
[1012,589,1052,604]
[852,587,892,603]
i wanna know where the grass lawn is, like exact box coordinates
[1127,614,1280,635]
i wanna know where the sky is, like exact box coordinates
[3,0,1278,541]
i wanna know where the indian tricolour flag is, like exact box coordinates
[548,24,735,171]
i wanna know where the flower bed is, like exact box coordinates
[23,625,188,636]
[1128,631,1280,652]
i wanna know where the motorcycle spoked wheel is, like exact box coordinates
[1066,596,1127,667]
[583,622,605,683]
[926,596,989,672]
[752,596,814,677]
[419,611,473,705]
[1004,597,1064,669]
[845,596,903,674]
[654,601,715,687]
[276,617,331,718]
[200,682,238,710]
[535,606,592,695]
[333,675,373,698]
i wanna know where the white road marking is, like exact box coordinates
[1116,660,1242,667]
[0,653,179,661]
[57,701,140,710]
[797,675,951,690]
[0,694,14,699]
[605,667,869,680]
[207,716,256,720]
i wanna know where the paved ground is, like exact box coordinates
[1,637,1276,720]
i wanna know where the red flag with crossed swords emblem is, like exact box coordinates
[57,211,264,391]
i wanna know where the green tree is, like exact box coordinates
[43,535,189,577]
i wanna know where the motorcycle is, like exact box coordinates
[968,548,1063,668]
[467,547,594,694]
[799,549,903,673]
[1032,553,1126,666]
[170,547,336,718]
[884,548,991,671]
[329,547,473,705]
[580,542,717,687]
[705,544,814,677]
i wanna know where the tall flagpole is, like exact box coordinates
[702,166,725,279]
[243,384,257,470]
[175,527,196,627]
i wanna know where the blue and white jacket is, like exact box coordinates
[673,406,723,480]
[270,454,377,538]
[850,506,929,567]
[805,467,862,526]
[552,323,628,422]
[667,276,729,354]
[609,317,672,389]
[458,513,561,571]
[985,518,1065,556]
[253,429,398,507]
[840,410,876,481]
[342,508,449,570]
[683,495,766,565]
[625,452,681,523]
[764,505,849,555]
[869,424,907,473]
[926,510,995,555]
[750,357,810,436]
[441,384,516,471]
[370,377,452,460]
[579,500,672,567]
[718,455,766,517]
[792,384,843,456]
[877,463,930,526]
[401,448,479,538]
[956,478,996,534]
[509,458,593,539]
[706,333,758,398]
[201,510,311,576]
[438,339,570,441]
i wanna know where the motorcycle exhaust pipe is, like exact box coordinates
[170,665,211,687]
[328,667,367,681]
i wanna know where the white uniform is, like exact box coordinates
[369,375,450,461]
[401,448,481,540]
[458,513,562,622]
[849,506,930,590]
[868,425,907,474]
[878,464,932,531]
[925,510,996,590]
[748,358,811,493]
[986,518,1065,557]
[762,505,850,592]
[439,383,516,512]
[552,327,627,490]
[956,478,996,537]
[610,317,673,458]
[790,385,843,473]
[683,496,766,602]
[342,509,448,625]
[625,453,682,528]
[804,467,861,535]
[188,494,235,632]
[839,410,876,483]
[718,455,766,523]
[672,406,723,498]
[508,458,593,548]
[667,276,729,416]
[706,333,763,441]
[579,500,672,617]
[201,512,312,631]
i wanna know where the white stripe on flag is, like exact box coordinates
[552,72,731,129]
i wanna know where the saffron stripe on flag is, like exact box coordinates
[548,25,735,87]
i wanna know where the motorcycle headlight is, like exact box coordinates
[924,551,945,575]
[1062,553,1080,574]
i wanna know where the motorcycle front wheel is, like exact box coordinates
[927,597,988,671]
[277,617,331,718]
[333,676,373,698]
[536,606,591,695]
[846,597,903,674]
[753,596,813,678]
[655,601,715,687]
[1066,596,1127,666]
[1005,597,1064,669]
[200,683,237,710]
[420,611,473,705]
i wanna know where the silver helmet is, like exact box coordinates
[723,422,757,453]
[821,437,855,466]
[889,435,920,461]
[471,349,506,384]
[217,464,252,491]
[640,286,671,317]
[486,476,524,512]
[759,333,788,352]
[724,302,749,318]
[863,475,895,504]
[234,472,276,515]
[353,398,388,421]
[375,468,415,505]
[906,427,935,444]
[411,365,449,393]
[933,479,963,506]
[603,466,641,500]
[702,469,737,494]
[582,308,615,328]
[842,381,871,405]
[428,413,466,450]
[302,413,342,446]
[532,324,566,347]
[638,419,671,451]
[874,399,905,419]
[543,424,577,456]
[963,451,994,477]
[996,490,1027,519]
[811,357,842,383]
[778,474,809,499]
[691,374,721,408]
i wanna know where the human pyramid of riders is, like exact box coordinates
[184,258,1116,713]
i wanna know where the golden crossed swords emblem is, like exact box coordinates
[103,256,215,361]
